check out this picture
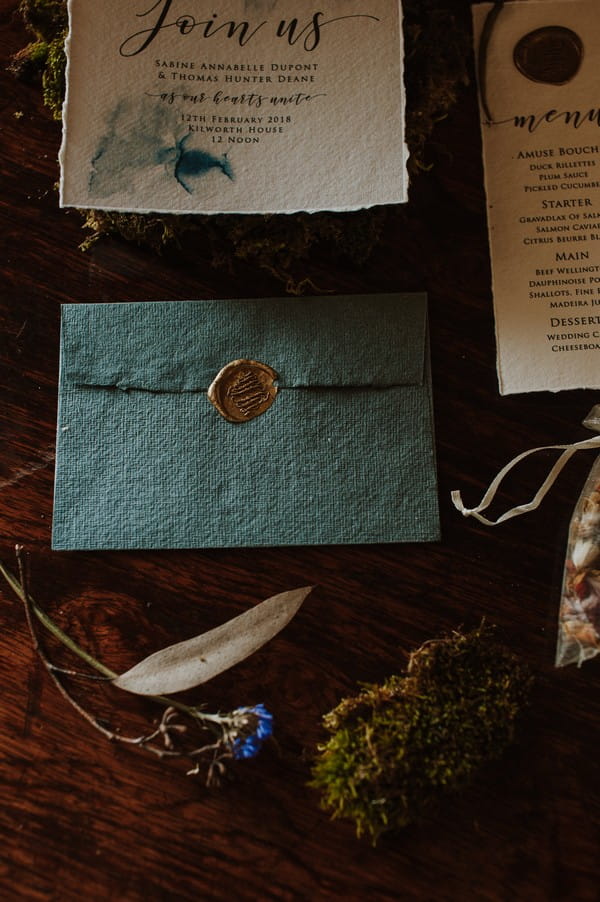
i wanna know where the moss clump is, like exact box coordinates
[40,32,66,119]
[18,0,67,37]
[9,1,67,102]
[403,0,470,169]
[79,210,181,255]
[311,626,532,844]
[12,0,470,283]
[79,207,387,291]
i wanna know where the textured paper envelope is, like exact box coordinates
[52,295,439,550]
[59,0,408,214]
[473,0,600,394]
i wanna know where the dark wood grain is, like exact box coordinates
[1,2,599,900]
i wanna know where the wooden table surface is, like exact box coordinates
[1,2,599,900]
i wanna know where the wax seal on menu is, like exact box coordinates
[208,360,278,423]
[513,26,583,85]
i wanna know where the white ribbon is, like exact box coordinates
[451,432,600,527]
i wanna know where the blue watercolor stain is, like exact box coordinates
[170,133,234,193]
[88,99,234,198]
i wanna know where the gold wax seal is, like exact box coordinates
[513,26,583,85]
[208,359,278,423]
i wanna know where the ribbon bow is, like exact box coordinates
[451,406,600,526]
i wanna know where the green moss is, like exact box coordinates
[404,1,470,169]
[12,0,471,283]
[9,1,67,90]
[310,626,532,844]
[79,207,388,291]
[41,32,66,119]
[18,0,68,39]
[79,210,181,254]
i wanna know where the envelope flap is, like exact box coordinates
[60,294,427,391]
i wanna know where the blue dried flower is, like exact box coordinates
[232,704,273,760]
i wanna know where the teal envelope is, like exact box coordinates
[52,295,439,549]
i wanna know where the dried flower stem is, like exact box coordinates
[14,546,124,742]
[2,551,201,721]
[1,550,222,754]
[2,552,115,678]
[13,547,181,752]
[1,548,274,780]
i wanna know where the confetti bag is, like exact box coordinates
[452,406,600,667]
[556,454,600,666]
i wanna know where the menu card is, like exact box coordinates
[473,0,600,394]
[59,0,408,214]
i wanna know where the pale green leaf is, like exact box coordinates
[113,586,313,696]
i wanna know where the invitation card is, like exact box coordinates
[59,0,408,214]
[473,0,600,394]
